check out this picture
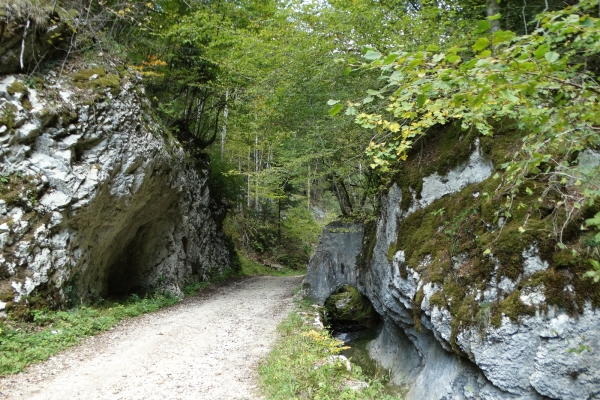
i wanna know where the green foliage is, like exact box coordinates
[238,253,299,277]
[259,308,400,399]
[584,259,600,283]
[225,201,335,270]
[182,282,210,296]
[338,0,600,276]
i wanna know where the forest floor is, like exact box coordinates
[0,275,304,400]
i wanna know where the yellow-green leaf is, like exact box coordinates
[329,104,343,117]
[472,38,490,52]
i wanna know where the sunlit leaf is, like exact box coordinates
[472,37,490,52]
[383,53,398,64]
[545,51,560,63]
[329,104,343,117]
[364,50,382,60]
[474,20,491,34]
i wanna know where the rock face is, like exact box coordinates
[0,73,235,313]
[304,141,600,399]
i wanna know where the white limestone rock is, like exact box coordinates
[0,74,234,309]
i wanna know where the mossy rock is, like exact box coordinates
[21,97,32,111]
[7,80,27,96]
[93,74,121,94]
[72,67,106,81]
[0,103,18,131]
[490,290,536,327]
[0,173,38,208]
[0,286,15,302]
[72,67,121,95]
[324,285,378,327]
[390,123,478,210]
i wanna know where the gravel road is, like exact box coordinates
[0,275,304,400]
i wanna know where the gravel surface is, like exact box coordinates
[0,275,304,400]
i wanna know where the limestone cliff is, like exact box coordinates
[0,70,236,315]
[304,128,600,399]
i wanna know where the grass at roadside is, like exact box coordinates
[0,292,179,374]
[239,252,303,277]
[259,305,401,400]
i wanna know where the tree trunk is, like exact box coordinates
[329,174,353,216]
[487,0,501,33]
[220,89,229,160]
[247,149,251,208]
[307,164,311,210]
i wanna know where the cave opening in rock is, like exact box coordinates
[106,249,142,297]
[324,285,381,343]
[105,224,152,297]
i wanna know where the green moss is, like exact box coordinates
[429,291,446,309]
[0,289,14,302]
[479,129,523,166]
[72,67,106,81]
[93,74,121,94]
[72,68,121,95]
[450,294,479,352]
[391,123,477,211]
[0,103,18,132]
[387,243,397,262]
[428,260,451,284]
[7,81,27,96]
[324,285,379,327]
[413,288,424,332]
[442,281,467,316]
[358,220,377,269]
[117,65,131,78]
[21,97,32,111]
[0,173,37,207]
[491,290,535,326]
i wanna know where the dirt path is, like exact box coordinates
[0,275,304,400]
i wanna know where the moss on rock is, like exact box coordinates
[324,285,379,327]
[375,122,600,354]
[72,68,121,95]
[7,80,27,96]
[72,67,106,81]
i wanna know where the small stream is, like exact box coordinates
[331,322,407,397]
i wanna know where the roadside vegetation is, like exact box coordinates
[0,292,178,374]
[238,253,301,277]
[259,303,400,400]
[0,255,295,375]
